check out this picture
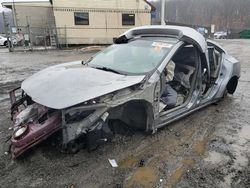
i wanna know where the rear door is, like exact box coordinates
[201,41,226,100]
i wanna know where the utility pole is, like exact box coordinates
[12,0,18,28]
[161,0,166,25]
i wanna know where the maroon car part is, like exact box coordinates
[9,88,62,158]
[11,114,61,158]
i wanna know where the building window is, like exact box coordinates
[122,14,135,26]
[74,12,89,25]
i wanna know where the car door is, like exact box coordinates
[155,43,202,129]
[201,41,226,101]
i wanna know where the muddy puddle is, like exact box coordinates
[194,138,209,156]
[125,167,157,188]
[119,155,139,169]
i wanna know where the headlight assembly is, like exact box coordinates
[13,125,28,139]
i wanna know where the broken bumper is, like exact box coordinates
[9,88,62,158]
[11,114,61,158]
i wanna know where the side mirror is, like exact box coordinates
[83,56,93,65]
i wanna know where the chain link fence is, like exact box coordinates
[6,25,59,51]
[5,25,123,52]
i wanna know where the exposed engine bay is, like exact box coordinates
[9,83,151,158]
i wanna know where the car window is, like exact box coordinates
[88,39,174,74]
[208,47,221,79]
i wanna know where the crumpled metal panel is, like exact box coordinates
[21,61,145,109]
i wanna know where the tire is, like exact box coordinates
[227,77,238,94]
[65,141,80,154]
[4,41,8,47]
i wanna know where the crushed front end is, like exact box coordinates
[9,88,113,158]
[61,103,113,153]
[9,87,62,158]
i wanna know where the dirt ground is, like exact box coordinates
[0,40,250,188]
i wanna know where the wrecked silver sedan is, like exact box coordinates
[9,26,240,158]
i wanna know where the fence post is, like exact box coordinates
[65,25,68,48]
[8,25,14,52]
[55,27,60,49]
[27,24,33,51]
[52,15,60,49]
[26,16,33,50]
[44,27,47,49]
[48,27,51,47]
[3,12,13,52]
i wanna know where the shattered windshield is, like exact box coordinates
[88,39,174,75]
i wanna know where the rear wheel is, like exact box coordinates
[227,76,238,94]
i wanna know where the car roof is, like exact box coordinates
[130,36,179,43]
[116,25,207,53]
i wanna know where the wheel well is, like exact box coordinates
[4,41,7,46]
[227,76,238,94]
[108,100,153,131]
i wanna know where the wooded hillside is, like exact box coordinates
[150,0,250,30]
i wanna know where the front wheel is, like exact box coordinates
[64,141,81,154]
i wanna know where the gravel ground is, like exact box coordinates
[0,40,250,188]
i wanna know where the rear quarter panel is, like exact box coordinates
[214,53,240,98]
[224,54,241,78]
